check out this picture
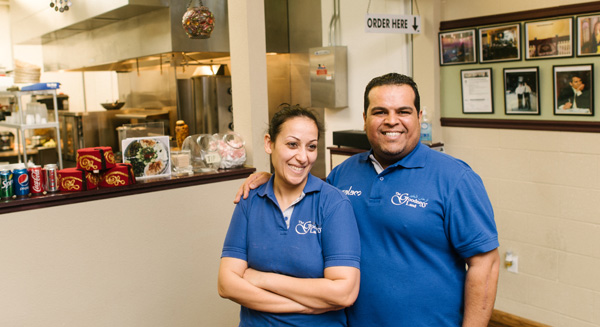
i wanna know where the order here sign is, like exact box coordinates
[365,14,421,34]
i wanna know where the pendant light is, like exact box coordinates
[182,0,215,39]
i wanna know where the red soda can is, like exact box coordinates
[28,165,44,195]
[43,164,59,193]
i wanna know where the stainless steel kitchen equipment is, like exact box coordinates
[309,46,348,109]
[176,75,233,135]
[0,131,14,151]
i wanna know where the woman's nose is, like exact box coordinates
[295,148,308,163]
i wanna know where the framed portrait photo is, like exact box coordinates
[439,29,477,65]
[461,68,494,114]
[525,17,573,60]
[478,24,521,63]
[503,67,540,115]
[553,64,594,116]
[576,14,600,56]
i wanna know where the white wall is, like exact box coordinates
[320,0,412,171]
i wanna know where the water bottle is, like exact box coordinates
[420,106,432,145]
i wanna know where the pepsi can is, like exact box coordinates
[0,169,13,199]
[28,165,44,196]
[13,168,29,197]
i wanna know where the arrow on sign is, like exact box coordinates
[413,17,418,31]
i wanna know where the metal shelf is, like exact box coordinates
[0,89,63,168]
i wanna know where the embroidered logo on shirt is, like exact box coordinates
[391,192,428,208]
[341,186,362,196]
[295,220,322,235]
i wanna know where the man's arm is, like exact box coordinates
[462,249,500,327]
[233,172,272,203]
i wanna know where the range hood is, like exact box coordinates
[35,0,230,72]
[11,0,309,72]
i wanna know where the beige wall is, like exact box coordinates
[435,0,600,326]
[0,181,241,326]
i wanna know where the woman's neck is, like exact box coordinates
[272,177,307,211]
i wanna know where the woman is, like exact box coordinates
[218,105,361,326]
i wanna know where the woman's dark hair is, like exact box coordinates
[268,104,324,141]
[363,73,420,114]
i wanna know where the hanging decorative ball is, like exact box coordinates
[182,0,215,39]
[49,0,72,13]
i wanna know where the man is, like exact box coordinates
[558,74,591,111]
[236,73,500,326]
[515,76,531,109]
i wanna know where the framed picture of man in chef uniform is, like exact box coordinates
[504,67,540,115]
[553,64,594,116]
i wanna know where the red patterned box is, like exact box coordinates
[100,163,136,188]
[76,146,116,172]
[57,168,100,192]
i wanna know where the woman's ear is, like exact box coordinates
[264,134,273,154]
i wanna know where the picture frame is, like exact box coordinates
[439,29,477,65]
[478,24,521,63]
[122,135,172,179]
[553,64,594,116]
[525,17,573,60]
[460,68,494,114]
[576,14,600,56]
[503,67,540,115]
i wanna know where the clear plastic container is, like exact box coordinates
[181,134,221,173]
[214,132,246,169]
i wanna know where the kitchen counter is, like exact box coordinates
[0,166,255,215]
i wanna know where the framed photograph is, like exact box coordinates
[503,67,540,115]
[478,24,521,63]
[553,64,594,116]
[525,17,573,59]
[461,68,494,114]
[576,14,600,56]
[122,135,172,179]
[439,29,477,65]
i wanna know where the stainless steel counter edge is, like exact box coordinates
[0,167,256,215]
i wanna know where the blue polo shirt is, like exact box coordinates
[327,142,499,327]
[222,173,361,327]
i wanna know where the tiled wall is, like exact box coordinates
[442,127,600,327]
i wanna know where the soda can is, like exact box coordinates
[13,168,29,197]
[28,165,44,196]
[0,169,13,199]
[43,164,59,193]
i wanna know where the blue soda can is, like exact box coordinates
[0,169,13,199]
[13,168,29,197]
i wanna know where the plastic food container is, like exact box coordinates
[214,132,246,169]
[181,134,221,173]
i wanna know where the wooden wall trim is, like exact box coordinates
[440,1,600,30]
[441,118,600,133]
[489,309,552,327]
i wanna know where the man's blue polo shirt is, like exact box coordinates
[327,142,499,326]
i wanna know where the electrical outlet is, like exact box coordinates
[505,252,519,273]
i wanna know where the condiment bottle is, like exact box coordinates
[175,120,189,150]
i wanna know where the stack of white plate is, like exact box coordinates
[13,60,41,84]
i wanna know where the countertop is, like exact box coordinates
[0,166,255,215]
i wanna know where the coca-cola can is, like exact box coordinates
[43,164,59,193]
[28,165,44,195]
